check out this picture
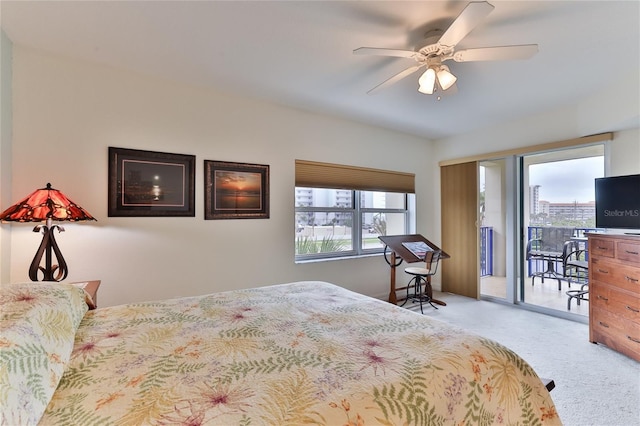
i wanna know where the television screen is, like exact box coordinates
[595,174,640,230]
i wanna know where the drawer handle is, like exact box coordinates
[625,250,639,255]
[628,336,640,344]
[598,321,610,328]
[626,306,640,313]
[597,246,608,250]
[597,295,609,301]
[597,269,609,274]
[625,276,639,283]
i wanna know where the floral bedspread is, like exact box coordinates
[36,281,560,425]
[1,282,88,425]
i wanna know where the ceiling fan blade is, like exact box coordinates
[353,47,418,58]
[367,64,425,94]
[438,1,495,48]
[452,44,538,62]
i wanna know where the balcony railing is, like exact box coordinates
[526,226,598,277]
[479,226,598,278]
[480,226,493,277]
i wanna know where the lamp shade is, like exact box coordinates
[436,65,457,91]
[0,183,96,223]
[418,68,436,95]
[0,183,96,282]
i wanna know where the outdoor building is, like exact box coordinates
[547,201,596,221]
[530,185,541,215]
[529,183,595,226]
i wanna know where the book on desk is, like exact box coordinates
[401,241,432,260]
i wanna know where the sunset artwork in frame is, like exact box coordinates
[204,160,270,220]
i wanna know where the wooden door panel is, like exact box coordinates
[440,162,479,299]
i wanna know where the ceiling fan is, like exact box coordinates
[354,1,538,97]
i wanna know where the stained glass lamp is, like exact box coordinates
[0,183,96,281]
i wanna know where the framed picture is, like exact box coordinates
[204,160,269,220]
[108,147,195,217]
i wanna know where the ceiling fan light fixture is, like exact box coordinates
[355,1,539,96]
[418,68,436,94]
[437,65,457,91]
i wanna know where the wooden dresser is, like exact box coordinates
[588,233,640,361]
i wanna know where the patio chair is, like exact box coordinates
[562,240,589,310]
[526,227,576,290]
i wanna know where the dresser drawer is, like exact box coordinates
[591,259,640,294]
[591,281,640,325]
[617,241,640,265]
[587,233,640,361]
[590,237,615,258]
[591,308,640,361]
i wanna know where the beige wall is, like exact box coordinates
[3,43,638,307]
[435,66,639,162]
[0,31,12,284]
[2,46,437,306]
[609,128,640,177]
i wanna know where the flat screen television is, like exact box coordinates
[595,174,640,232]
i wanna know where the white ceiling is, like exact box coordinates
[1,1,639,140]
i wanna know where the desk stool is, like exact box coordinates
[401,251,441,314]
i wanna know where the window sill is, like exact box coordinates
[295,252,382,264]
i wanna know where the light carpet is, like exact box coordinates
[405,291,640,426]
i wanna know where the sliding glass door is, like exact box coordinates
[440,141,606,321]
[519,145,604,317]
[476,145,604,319]
[479,157,519,303]
[479,159,507,300]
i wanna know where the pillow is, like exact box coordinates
[0,282,89,425]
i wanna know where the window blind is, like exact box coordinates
[295,159,415,193]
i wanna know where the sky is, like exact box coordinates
[529,157,604,203]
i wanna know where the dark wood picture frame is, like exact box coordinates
[108,147,195,217]
[204,160,269,220]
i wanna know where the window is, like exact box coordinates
[295,188,415,260]
[294,160,416,261]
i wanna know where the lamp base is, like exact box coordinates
[29,224,68,282]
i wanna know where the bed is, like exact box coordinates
[1,281,561,425]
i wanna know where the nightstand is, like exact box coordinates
[71,280,101,309]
